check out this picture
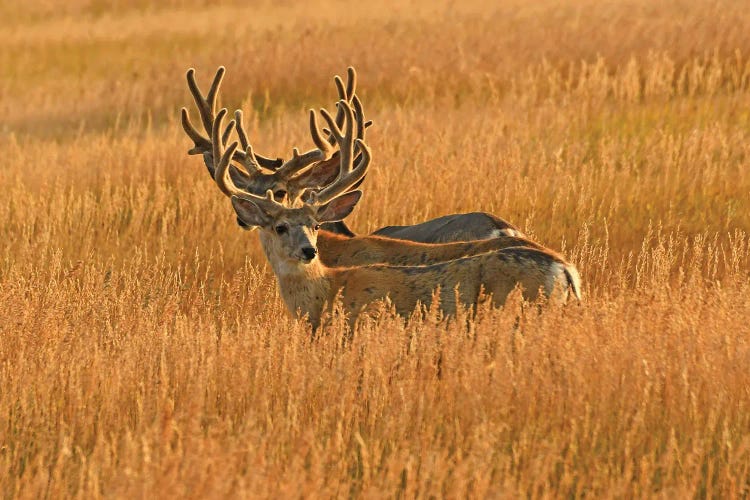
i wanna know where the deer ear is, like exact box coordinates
[315,190,362,222]
[231,196,273,228]
[228,165,253,190]
[290,154,340,190]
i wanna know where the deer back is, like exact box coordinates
[316,231,545,267]
[329,246,581,321]
[371,212,523,243]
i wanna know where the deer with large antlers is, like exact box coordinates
[181,67,524,242]
[190,87,581,328]
[181,68,555,268]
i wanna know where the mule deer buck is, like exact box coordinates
[181,66,523,243]
[183,71,554,268]
[202,97,581,329]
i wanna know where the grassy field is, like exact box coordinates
[1,0,750,497]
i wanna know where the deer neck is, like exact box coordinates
[258,232,332,323]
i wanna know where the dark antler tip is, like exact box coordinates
[186,68,195,76]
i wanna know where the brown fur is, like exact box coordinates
[316,230,546,267]
[234,195,581,330]
[265,236,580,329]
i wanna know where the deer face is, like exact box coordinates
[231,191,362,265]
[266,210,321,264]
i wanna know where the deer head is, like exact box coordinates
[194,86,371,265]
[231,190,363,265]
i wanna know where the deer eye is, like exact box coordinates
[273,190,287,201]
[275,224,288,235]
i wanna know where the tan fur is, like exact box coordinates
[316,230,546,267]
[248,210,581,330]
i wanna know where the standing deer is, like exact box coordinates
[202,98,581,329]
[181,67,523,243]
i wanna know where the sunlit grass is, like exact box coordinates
[1,0,749,497]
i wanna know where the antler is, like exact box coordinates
[182,66,372,206]
[275,110,335,178]
[264,69,375,180]
[180,67,283,174]
[325,67,371,145]
[210,110,287,214]
[209,108,242,198]
[305,100,372,205]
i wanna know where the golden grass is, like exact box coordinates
[1,0,750,497]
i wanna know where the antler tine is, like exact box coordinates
[180,107,211,155]
[309,138,371,206]
[221,119,234,146]
[183,67,283,173]
[275,109,334,177]
[187,66,224,136]
[233,109,264,175]
[306,100,372,205]
[211,108,242,198]
[325,70,371,145]
[345,66,357,100]
[350,93,373,176]
[181,67,224,159]
[234,110,251,150]
[331,67,357,130]
[321,100,354,171]
[232,109,284,171]
[352,94,371,141]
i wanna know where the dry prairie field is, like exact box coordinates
[2,0,750,497]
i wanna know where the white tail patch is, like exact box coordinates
[490,228,526,239]
[545,262,583,302]
[563,264,582,301]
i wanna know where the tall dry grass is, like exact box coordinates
[1,0,749,497]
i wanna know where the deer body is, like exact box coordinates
[257,228,580,328]
[321,212,522,243]
[316,229,543,267]
[323,212,523,243]
[371,212,522,242]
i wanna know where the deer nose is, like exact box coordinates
[301,247,317,261]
